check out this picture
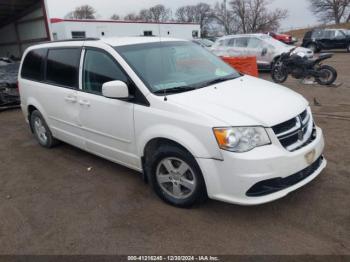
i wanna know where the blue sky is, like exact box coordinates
[47,0,318,30]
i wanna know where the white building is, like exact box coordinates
[50,18,201,41]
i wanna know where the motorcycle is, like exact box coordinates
[271,47,337,86]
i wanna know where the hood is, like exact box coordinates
[168,75,308,127]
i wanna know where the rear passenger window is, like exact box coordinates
[21,49,46,81]
[235,37,249,48]
[46,48,81,88]
[83,49,128,95]
[227,39,235,47]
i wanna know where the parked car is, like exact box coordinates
[192,38,214,50]
[19,37,326,207]
[211,34,313,70]
[302,29,350,53]
[0,61,20,109]
[267,32,296,45]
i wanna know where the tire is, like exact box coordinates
[271,64,288,83]
[145,145,207,207]
[307,43,319,53]
[30,110,59,148]
[315,65,337,86]
[347,43,350,53]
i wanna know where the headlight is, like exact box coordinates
[213,127,271,153]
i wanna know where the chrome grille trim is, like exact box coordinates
[272,107,315,152]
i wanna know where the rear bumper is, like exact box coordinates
[197,127,326,205]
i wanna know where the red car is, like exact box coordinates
[267,32,296,45]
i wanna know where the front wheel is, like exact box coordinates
[315,65,337,86]
[271,64,288,83]
[146,145,207,207]
[347,43,350,53]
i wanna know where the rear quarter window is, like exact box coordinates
[46,48,81,88]
[21,49,46,81]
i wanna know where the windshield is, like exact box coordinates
[115,41,240,94]
[201,39,214,47]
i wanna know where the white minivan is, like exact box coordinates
[19,37,326,207]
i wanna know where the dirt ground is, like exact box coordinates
[0,52,349,255]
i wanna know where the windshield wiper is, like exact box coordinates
[200,75,240,87]
[153,86,196,94]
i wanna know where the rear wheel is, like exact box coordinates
[347,43,350,53]
[30,110,59,148]
[315,65,337,86]
[146,145,207,207]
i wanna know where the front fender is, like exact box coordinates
[137,124,223,160]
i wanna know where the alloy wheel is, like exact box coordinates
[34,117,48,144]
[156,157,196,199]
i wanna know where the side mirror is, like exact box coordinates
[261,47,268,56]
[102,80,129,99]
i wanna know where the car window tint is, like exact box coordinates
[248,38,263,48]
[21,49,46,81]
[83,49,128,95]
[227,38,235,47]
[235,37,249,47]
[46,48,81,88]
[312,30,324,39]
[335,30,346,39]
[323,30,335,38]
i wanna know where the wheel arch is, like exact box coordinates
[26,99,48,133]
[138,124,222,162]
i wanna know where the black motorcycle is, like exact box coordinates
[271,48,337,86]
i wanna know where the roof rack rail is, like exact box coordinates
[38,38,100,45]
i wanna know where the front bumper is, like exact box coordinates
[197,126,326,205]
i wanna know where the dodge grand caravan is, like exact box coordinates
[19,37,326,207]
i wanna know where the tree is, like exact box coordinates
[110,14,120,20]
[65,5,96,19]
[124,13,139,21]
[139,9,152,22]
[175,3,211,36]
[309,0,350,24]
[176,6,197,23]
[149,4,171,22]
[211,1,238,34]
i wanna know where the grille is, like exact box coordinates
[246,156,324,197]
[272,108,316,152]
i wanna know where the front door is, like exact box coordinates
[78,48,139,169]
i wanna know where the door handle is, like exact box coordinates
[65,95,77,103]
[78,100,90,107]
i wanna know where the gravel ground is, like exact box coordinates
[0,52,349,255]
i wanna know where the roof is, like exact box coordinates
[221,33,267,39]
[25,37,188,51]
[101,37,186,46]
[50,18,200,26]
[0,0,40,27]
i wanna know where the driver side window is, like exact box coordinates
[83,49,128,95]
